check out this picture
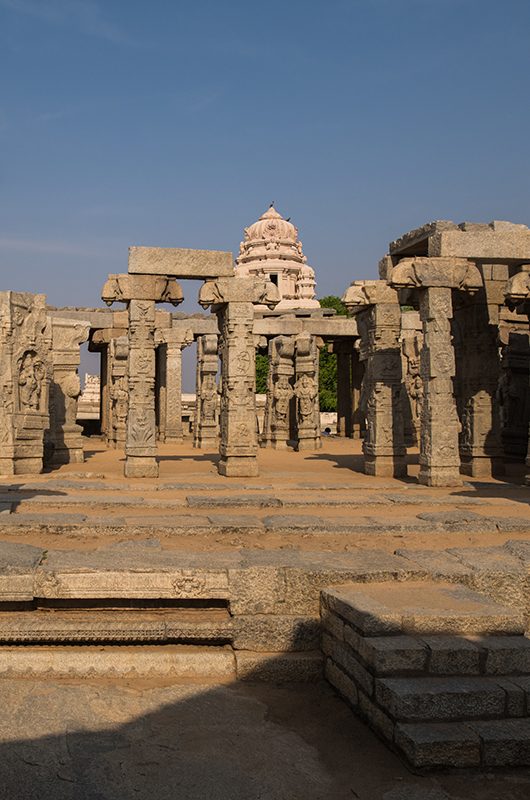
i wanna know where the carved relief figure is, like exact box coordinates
[201,374,218,422]
[62,372,81,423]
[294,374,317,421]
[273,376,293,424]
[18,351,45,411]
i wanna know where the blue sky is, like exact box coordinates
[1,0,530,314]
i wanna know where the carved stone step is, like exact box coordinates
[0,644,236,679]
[0,607,232,644]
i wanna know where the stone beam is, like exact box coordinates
[389,257,483,292]
[128,247,234,278]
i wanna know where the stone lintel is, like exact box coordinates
[342,280,399,313]
[199,277,280,309]
[102,274,184,306]
[389,220,530,261]
[91,327,128,346]
[253,316,358,338]
[390,257,482,292]
[128,246,234,278]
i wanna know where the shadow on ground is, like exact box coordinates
[0,659,528,800]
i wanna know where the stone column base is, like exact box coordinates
[0,456,43,475]
[419,467,462,487]
[460,456,505,478]
[295,439,322,451]
[364,454,407,478]
[218,456,259,477]
[125,457,159,478]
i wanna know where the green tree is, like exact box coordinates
[255,353,269,394]
[318,296,347,412]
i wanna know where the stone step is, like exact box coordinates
[321,581,525,636]
[395,718,530,769]
[0,644,236,680]
[0,607,233,644]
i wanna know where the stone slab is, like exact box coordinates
[187,495,281,508]
[376,676,507,722]
[395,721,481,768]
[421,636,481,676]
[128,246,234,278]
[321,582,525,636]
[232,615,319,652]
[467,718,530,766]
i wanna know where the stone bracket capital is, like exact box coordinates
[101,274,184,306]
[198,277,280,310]
[342,280,399,313]
[389,257,482,292]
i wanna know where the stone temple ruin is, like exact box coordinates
[0,209,530,776]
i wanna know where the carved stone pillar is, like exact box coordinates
[102,273,183,478]
[108,335,129,449]
[199,276,279,476]
[194,334,219,449]
[0,292,52,475]
[454,297,504,477]
[390,257,483,487]
[269,335,295,450]
[336,349,352,437]
[505,267,530,484]
[294,332,321,451]
[46,318,90,464]
[259,338,274,448]
[351,346,364,439]
[343,281,405,477]
[156,327,193,443]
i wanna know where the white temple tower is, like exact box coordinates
[236,205,320,310]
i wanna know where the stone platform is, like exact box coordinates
[0,438,528,774]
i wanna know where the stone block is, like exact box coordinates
[422,636,481,675]
[320,606,344,642]
[395,722,481,768]
[468,719,530,767]
[128,246,234,278]
[325,658,358,707]
[358,690,395,742]
[321,633,374,696]
[228,566,286,614]
[357,635,429,676]
[187,494,281,508]
[479,635,530,675]
[232,615,320,652]
[235,651,323,682]
[375,676,507,722]
[494,678,526,717]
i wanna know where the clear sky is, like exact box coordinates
[1,0,530,311]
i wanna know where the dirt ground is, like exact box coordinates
[0,676,529,800]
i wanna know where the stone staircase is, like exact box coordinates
[321,581,530,768]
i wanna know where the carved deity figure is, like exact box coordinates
[201,374,218,422]
[273,376,293,424]
[294,374,317,421]
[62,372,81,423]
[18,351,45,411]
[113,377,128,423]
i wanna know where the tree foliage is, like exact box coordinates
[318,296,347,412]
[255,353,269,394]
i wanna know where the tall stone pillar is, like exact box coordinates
[342,281,405,477]
[269,335,295,449]
[336,348,352,437]
[505,267,530,484]
[351,346,364,439]
[390,256,483,487]
[99,344,110,437]
[0,292,52,475]
[91,328,128,449]
[156,327,193,443]
[46,318,90,464]
[199,277,279,476]
[294,332,321,451]
[194,334,219,449]
[454,298,504,477]
[102,274,183,478]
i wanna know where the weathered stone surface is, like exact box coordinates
[325,657,358,706]
[128,246,234,278]
[0,644,236,678]
[395,549,472,581]
[321,582,525,636]
[187,494,281,508]
[235,651,323,682]
[376,676,507,722]
[354,634,429,676]
[422,636,481,675]
[468,718,530,766]
[395,722,481,768]
[478,635,530,675]
[232,615,319,652]
[321,633,374,696]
